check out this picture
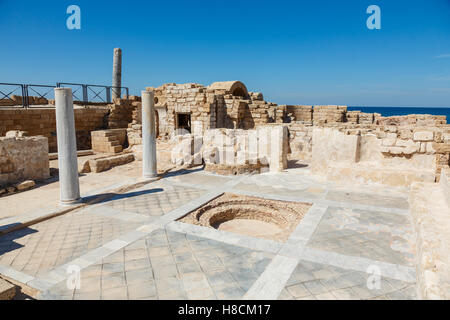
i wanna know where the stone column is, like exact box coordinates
[112,48,122,100]
[54,88,81,205]
[142,90,157,178]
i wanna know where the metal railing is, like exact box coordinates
[25,84,56,107]
[0,83,27,106]
[57,83,129,104]
[0,82,129,108]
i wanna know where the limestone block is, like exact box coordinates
[269,126,288,172]
[414,131,434,141]
[89,154,134,173]
[171,144,184,164]
[0,135,49,187]
[193,136,203,154]
[420,143,426,153]
[443,133,450,143]
[15,180,35,191]
[193,152,202,165]
[311,127,360,173]
[218,147,235,165]
[203,146,218,164]
[425,142,435,154]
[382,136,396,146]
[388,146,403,155]
[432,142,450,154]
[5,130,28,138]
[403,139,419,154]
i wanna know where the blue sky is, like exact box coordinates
[0,0,449,106]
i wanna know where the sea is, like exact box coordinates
[347,106,450,121]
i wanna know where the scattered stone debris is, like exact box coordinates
[15,180,35,191]
[0,180,36,197]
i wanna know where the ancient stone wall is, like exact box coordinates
[129,82,450,187]
[309,126,450,187]
[410,168,450,299]
[141,82,278,137]
[0,135,49,187]
[108,97,141,129]
[170,126,288,175]
[286,105,313,123]
[146,83,214,136]
[0,107,109,152]
[0,95,50,106]
[313,105,347,124]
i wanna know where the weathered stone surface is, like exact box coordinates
[88,153,135,173]
[310,126,439,187]
[15,180,35,191]
[0,135,49,187]
[170,127,288,174]
[5,130,29,138]
[0,108,109,152]
[311,127,360,173]
[410,171,450,299]
[91,129,127,154]
[414,131,434,141]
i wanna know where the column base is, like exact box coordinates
[59,198,83,207]
[143,173,158,179]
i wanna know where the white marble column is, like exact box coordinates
[55,87,81,205]
[142,90,157,178]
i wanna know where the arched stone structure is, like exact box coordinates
[208,81,249,98]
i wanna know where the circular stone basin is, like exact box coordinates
[178,193,312,242]
[215,218,282,238]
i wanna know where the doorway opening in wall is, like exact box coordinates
[176,113,191,134]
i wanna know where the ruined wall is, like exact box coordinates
[410,168,450,299]
[309,125,450,187]
[108,97,141,129]
[140,82,278,137]
[0,135,49,187]
[170,127,288,175]
[286,105,313,123]
[147,83,215,136]
[0,95,50,107]
[313,105,347,124]
[131,83,450,187]
[0,108,109,152]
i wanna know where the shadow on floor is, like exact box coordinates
[82,187,165,205]
[287,160,309,169]
[0,226,38,255]
[164,166,204,178]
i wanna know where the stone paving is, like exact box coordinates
[0,167,419,300]
[308,207,415,266]
[42,230,274,300]
[280,259,416,300]
[0,210,141,277]
[102,184,206,217]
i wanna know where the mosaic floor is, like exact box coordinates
[0,169,418,300]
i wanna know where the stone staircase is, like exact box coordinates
[91,129,126,154]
